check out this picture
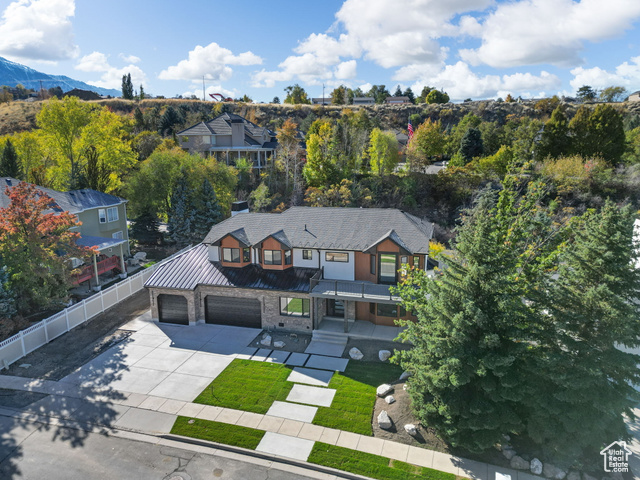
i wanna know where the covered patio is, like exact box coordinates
[72,235,128,291]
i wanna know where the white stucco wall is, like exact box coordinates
[293,248,320,268]
[320,250,355,281]
[208,246,219,262]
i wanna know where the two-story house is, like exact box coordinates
[177,113,277,168]
[0,177,130,289]
[145,207,433,331]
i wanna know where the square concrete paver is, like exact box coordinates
[357,435,385,456]
[251,348,273,361]
[174,352,233,378]
[114,407,176,434]
[198,405,223,422]
[286,384,336,407]
[407,445,434,468]
[138,395,167,411]
[257,415,284,432]
[266,401,317,423]
[215,408,243,425]
[235,411,264,429]
[305,355,349,372]
[297,423,325,441]
[177,403,205,418]
[236,347,258,360]
[147,372,213,402]
[304,340,346,357]
[287,367,333,387]
[285,352,309,367]
[278,419,304,437]
[336,431,360,449]
[256,432,315,461]
[318,427,340,445]
[155,399,186,415]
[381,440,409,462]
[265,350,291,364]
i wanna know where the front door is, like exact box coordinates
[327,299,344,317]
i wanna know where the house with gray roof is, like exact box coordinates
[177,113,277,168]
[145,207,433,332]
[0,177,130,289]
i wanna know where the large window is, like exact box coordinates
[325,252,349,262]
[413,256,420,268]
[280,297,310,317]
[264,250,282,265]
[223,247,240,263]
[302,249,313,260]
[98,209,106,223]
[379,253,397,284]
[284,250,292,265]
[377,303,398,317]
[107,207,118,222]
[112,231,123,240]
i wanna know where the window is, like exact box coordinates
[264,250,282,265]
[370,254,376,275]
[223,247,240,263]
[325,252,348,262]
[112,231,123,240]
[202,136,211,144]
[413,256,420,268]
[302,249,313,260]
[98,209,106,223]
[401,256,408,265]
[280,297,310,317]
[106,207,118,222]
[379,253,397,284]
[284,250,292,265]
[243,248,251,263]
[377,303,398,317]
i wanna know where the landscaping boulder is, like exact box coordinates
[134,251,147,262]
[404,424,418,436]
[384,395,395,404]
[273,341,285,348]
[502,448,516,460]
[403,384,409,391]
[376,384,393,397]
[581,474,597,480]
[531,458,543,475]
[261,335,272,347]
[400,371,411,381]
[377,410,393,430]
[349,347,364,360]
[379,350,392,362]
[510,455,530,470]
[566,471,580,480]
[543,463,567,480]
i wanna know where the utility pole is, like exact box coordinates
[322,83,325,106]
[39,80,44,100]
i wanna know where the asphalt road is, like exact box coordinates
[0,416,333,480]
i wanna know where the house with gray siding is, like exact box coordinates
[144,207,433,332]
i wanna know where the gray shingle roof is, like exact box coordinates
[204,207,433,254]
[0,178,125,213]
[177,113,270,138]
[145,244,317,292]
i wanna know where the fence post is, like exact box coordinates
[19,331,26,357]
[65,309,70,331]
[83,300,88,323]
[100,290,105,312]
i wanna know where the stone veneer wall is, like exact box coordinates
[148,287,197,325]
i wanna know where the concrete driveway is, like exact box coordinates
[59,311,261,403]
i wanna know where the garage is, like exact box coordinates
[157,294,189,325]
[205,295,262,328]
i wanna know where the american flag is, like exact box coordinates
[407,120,414,142]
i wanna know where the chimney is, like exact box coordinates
[231,200,249,217]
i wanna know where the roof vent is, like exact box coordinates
[5,178,11,186]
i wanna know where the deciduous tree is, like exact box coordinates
[367,128,399,176]
[283,84,311,104]
[406,119,446,170]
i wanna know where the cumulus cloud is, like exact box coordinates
[119,53,140,64]
[159,42,262,81]
[0,0,79,62]
[75,51,146,90]
[461,0,640,68]
[570,56,640,91]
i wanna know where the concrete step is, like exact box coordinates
[311,330,348,345]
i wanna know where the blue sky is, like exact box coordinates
[0,0,639,102]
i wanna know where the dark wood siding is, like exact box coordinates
[158,294,189,325]
[205,295,261,328]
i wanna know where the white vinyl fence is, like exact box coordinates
[0,246,191,370]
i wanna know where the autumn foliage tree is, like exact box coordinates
[0,182,96,314]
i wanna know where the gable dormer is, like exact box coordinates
[255,230,293,270]
[210,228,252,267]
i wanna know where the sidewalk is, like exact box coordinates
[0,374,538,480]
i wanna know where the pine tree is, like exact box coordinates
[535,105,570,160]
[121,73,134,100]
[192,179,223,242]
[167,175,195,247]
[0,266,16,318]
[130,208,161,245]
[0,139,20,178]
[459,127,483,163]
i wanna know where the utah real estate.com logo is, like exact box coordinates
[600,441,632,473]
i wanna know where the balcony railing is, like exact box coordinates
[72,256,124,285]
[310,279,400,303]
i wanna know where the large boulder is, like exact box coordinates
[376,384,393,397]
[260,335,272,347]
[404,424,418,436]
[543,463,566,480]
[400,371,411,381]
[273,341,285,348]
[379,350,392,362]
[384,395,395,404]
[377,410,393,430]
[349,347,364,360]
[502,447,516,460]
[566,471,580,480]
[530,458,543,475]
[510,455,530,470]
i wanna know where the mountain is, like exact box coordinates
[0,56,120,97]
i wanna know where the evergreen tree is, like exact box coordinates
[0,139,21,178]
[0,265,16,318]
[130,208,161,245]
[159,106,184,136]
[459,127,483,163]
[167,174,195,247]
[535,105,570,160]
[272,96,280,104]
[192,178,223,242]
[403,87,415,103]
[393,85,403,97]
[587,104,625,165]
[121,73,134,100]
[139,84,145,100]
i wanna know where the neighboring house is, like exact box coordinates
[145,207,433,331]
[311,97,331,105]
[385,96,411,105]
[0,177,130,289]
[628,91,640,102]
[177,113,277,168]
[352,97,375,105]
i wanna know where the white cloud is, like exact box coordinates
[75,51,147,90]
[570,56,640,91]
[461,0,640,68]
[0,0,79,62]
[334,60,357,80]
[159,42,262,81]
[181,84,236,101]
[119,53,140,64]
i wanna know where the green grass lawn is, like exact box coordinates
[193,359,293,414]
[171,416,264,450]
[308,443,455,480]
[313,361,403,435]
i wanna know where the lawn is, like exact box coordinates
[171,416,265,450]
[193,359,293,414]
[313,361,403,435]
[308,443,455,480]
